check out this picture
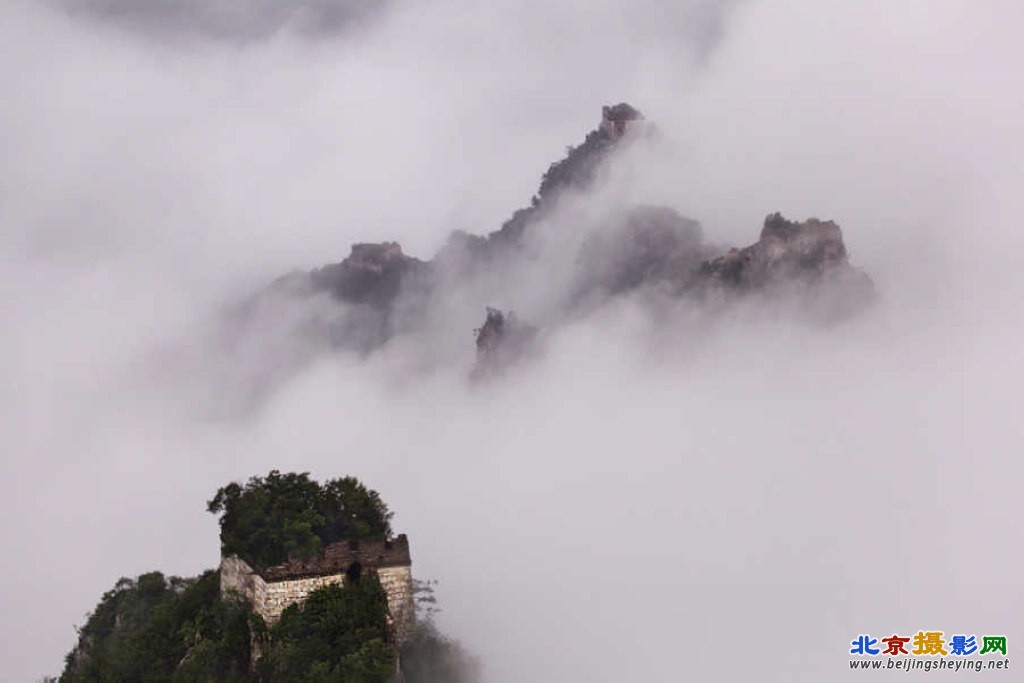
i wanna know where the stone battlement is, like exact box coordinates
[220,535,414,642]
[259,534,411,582]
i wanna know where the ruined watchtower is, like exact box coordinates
[220,534,414,643]
[599,102,643,140]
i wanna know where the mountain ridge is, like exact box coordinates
[256,103,873,375]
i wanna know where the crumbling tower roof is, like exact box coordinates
[602,102,643,123]
[256,534,411,582]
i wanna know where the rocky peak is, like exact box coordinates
[759,212,847,267]
[472,308,538,379]
[699,212,871,306]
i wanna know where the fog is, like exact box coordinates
[2,0,1022,680]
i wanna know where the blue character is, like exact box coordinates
[949,635,978,656]
[851,635,880,655]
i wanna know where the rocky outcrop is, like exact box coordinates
[696,212,874,318]
[310,242,426,308]
[701,213,853,288]
[472,308,539,379]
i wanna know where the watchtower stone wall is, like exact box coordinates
[220,534,414,643]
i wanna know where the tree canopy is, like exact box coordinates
[207,471,393,568]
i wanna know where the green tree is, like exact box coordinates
[207,471,392,568]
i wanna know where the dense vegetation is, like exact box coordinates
[60,570,252,682]
[259,579,394,681]
[207,470,393,568]
[60,471,478,682]
[61,572,478,682]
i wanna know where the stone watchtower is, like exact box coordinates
[599,102,643,140]
[220,534,414,643]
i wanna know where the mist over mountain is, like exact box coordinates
[229,103,874,391]
[2,0,1022,681]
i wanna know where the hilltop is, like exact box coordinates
[59,472,477,683]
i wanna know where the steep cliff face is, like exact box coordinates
[249,103,873,375]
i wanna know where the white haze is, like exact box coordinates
[1,0,1022,680]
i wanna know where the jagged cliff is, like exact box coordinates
[255,103,873,376]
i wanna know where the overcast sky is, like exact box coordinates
[2,0,1022,680]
